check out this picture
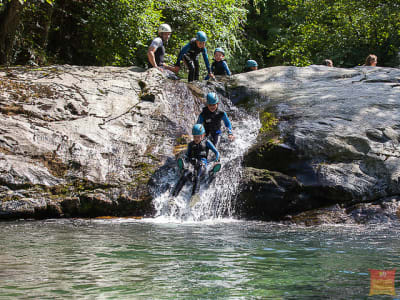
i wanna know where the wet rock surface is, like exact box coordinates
[230,66,400,223]
[0,65,202,219]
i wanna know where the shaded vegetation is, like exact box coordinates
[1,0,399,72]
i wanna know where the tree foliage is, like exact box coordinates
[245,0,400,67]
[1,0,400,69]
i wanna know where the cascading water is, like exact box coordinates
[150,85,260,221]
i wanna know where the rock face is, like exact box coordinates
[0,66,202,219]
[2,64,400,223]
[230,66,400,222]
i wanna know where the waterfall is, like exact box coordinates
[150,85,260,221]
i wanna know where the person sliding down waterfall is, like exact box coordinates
[196,92,235,148]
[172,124,220,201]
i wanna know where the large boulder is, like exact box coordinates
[0,65,202,219]
[230,66,400,221]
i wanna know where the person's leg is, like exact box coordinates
[172,172,190,196]
[191,163,205,195]
[210,133,220,148]
[194,59,200,81]
[183,55,196,82]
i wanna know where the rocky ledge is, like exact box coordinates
[229,65,400,223]
[0,65,203,219]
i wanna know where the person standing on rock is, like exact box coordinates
[147,24,176,72]
[196,92,235,148]
[173,31,213,82]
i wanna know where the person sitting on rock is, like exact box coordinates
[364,54,378,66]
[244,59,258,72]
[205,47,231,80]
[172,124,219,196]
[196,92,235,148]
[173,31,213,82]
[147,24,176,72]
[323,59,333,67]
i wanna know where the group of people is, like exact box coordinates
[147,24,258,82]
[172,92,235,197]
[323,54,378,68]
[148,24,243,198]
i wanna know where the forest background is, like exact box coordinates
[1,0,400,74]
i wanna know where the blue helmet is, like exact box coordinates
[214,47,224,55]
[206,92,219,105]
[246,59,258,68]
[192,124,205,135]
[196,31,207,42]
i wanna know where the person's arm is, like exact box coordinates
[222,61,231,76]
[175,43,190,67]
[196,113,204,124]
[147,38,162,69]
[202,48,212,75]
[222,112,233,134]
[147,48,158,68]
[222,112,235,141]
[206,140,220,162]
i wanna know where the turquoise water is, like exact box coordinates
[1,218,399,299]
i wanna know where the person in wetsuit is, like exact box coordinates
[205,47,231,80]
[174,31,213,82]
[172,124,219,196]
[196,92,235,148]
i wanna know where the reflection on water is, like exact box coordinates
[1,218,400,299]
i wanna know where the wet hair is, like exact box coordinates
[323,59,333,67]
[364,54,377,66]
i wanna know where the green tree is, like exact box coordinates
[245,0,400,67]
[158,0,247,73]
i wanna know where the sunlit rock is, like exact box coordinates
[230,65,400,222]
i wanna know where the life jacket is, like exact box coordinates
[185,38,203,61]
[211,60,228,75]
[200,107,225,135]
[188,138,209,160]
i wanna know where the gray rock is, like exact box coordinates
[0,66,201,219]
[230,65,400,222]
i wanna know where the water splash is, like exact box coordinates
[151,90,260,221]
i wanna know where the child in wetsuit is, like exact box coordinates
[172,124,219,196]
[174,31,213,82]
[196,92,235,148]
[205,47,231,80]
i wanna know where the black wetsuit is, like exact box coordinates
[175,38,211,82]
[172,138,219,196]
[211,60,231,75]
[197,107,233,147]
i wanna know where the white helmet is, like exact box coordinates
[158,24,172,34]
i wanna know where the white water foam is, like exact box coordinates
[151,105,260,222]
